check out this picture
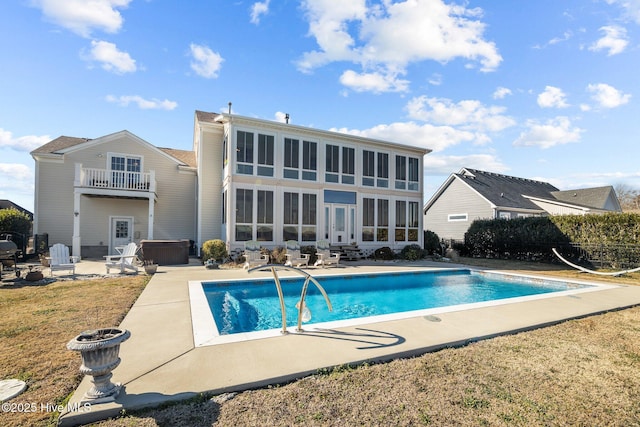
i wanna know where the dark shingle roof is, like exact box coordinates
[0,200,33,219]
[551,186,617,210]
[457,168,559,210]
[158,148,197,168]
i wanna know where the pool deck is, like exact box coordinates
[59,259,640,426]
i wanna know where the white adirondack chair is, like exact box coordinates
[313,240,340,268]
[105,242,139,274]
[47,243,76,277]
[284,240,309,268]
[242,240,269,270]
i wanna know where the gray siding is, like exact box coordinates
[424,178,494,240]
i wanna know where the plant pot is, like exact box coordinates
[66,328,131,403]
[144,264,158,275]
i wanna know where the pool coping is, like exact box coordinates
[59,261,640,426]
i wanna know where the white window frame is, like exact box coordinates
[448,213,468,222]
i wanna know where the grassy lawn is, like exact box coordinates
[0,275,149,427]
[2,259,639,426]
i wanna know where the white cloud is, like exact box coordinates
[331,121,476,153]
[586,83,631,108]
[589,25,629,56]
[0,129,51,152]
[513,116,583,149]
[250,0,270,25]
[424,154,508,175]
[493,87,512,99]
[0,163,35,208]
[85,40,136,74]
[605,0,640,25]
[406,96,516,133]
[189,43,224,78]
[106,95,177,110]
[537,86,569,108]
[339,69,409,93]
[297,0,501,92]
[31,0,132,38]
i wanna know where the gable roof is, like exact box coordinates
[31,131,196,167]
[551,186,620,211]
[455,168,559,210]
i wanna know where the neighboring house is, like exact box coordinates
[31,131,197,258]
[194,111,430,257]
[31,110,430,258]
[424,168,622,241]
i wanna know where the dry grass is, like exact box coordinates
[2,259,640,426]
[0,275,149,427]
[94,258,640,427]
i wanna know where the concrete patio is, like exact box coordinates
[58,259,640,426]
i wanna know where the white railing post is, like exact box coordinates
[74,163,82,187]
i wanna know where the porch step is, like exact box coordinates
[330,244,364,261]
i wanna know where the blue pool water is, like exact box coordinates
[202,269,590,336]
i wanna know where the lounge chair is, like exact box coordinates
[313,240,340,268]
[284,240,310,268]
[242,240,269,270]
[47,243,76,277]
[105,242,139,274]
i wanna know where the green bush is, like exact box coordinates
[269,246,287,264]
[400,244,425,260]
[423,230,441,255]
[201,239,228,262]
[301,245,317,265]
[374,246,395,260]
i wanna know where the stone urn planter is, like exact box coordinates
[66,328,131,403]
[143,263,158,275]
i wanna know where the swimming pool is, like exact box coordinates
[189,268,611,346]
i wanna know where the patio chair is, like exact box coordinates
[47,243,76,277]
[105,242,139,274]
[242,240,269,270]
[284,240,310,268]
[313,240,340,268]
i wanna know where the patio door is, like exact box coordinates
[110,217,133,254]
[328,204,348,244]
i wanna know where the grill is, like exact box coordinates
[0,239,18,279]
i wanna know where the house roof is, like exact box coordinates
[455,168,559,210]
[31,132,196,167]
[551,186,619,210]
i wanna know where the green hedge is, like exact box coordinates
[550,212,640,246]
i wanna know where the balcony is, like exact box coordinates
[74,164,156,198]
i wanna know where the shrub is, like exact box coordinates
[301,245,317,265]
[400,244,425,260]
[423,230,441,255]
[269,246,287,264]
[374,246,395,260]
[201,239,228,262]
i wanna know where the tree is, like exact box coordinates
[614,184,640,212]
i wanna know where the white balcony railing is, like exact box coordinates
[75,165,156,193]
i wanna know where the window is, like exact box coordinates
[377,152,389,188]
[222,190,227,224]
[235,189,253,241]
[342,147,355,184]
[395,201,406,241]
[377,199,389,241]
[257,134,274,177]
[395,155,406,189]
[236,131,254,175]
[408,157,419,191]
[302,194,317,241]
[408,201,419,241]
[110,154,142,188]
[302,140,317,181]
[257,190,273,241]
[325,144,339,182]
[283,192,299,240]
[284,138,299,179]
[362,150,375,186]
[362,198,375,241]
[448,213,468,222]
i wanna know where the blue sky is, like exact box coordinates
[1,0,639,213]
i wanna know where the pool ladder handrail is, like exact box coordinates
[247,264,332,334]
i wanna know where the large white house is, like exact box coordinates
[31,110,431,259]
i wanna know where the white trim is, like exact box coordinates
[448,213,468,222]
